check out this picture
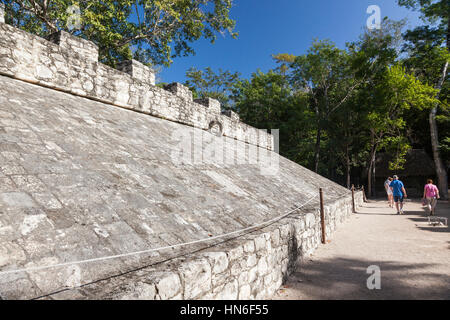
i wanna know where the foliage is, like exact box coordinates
[1,0,237,66]
[184,67,241,109]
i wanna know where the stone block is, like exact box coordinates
[246,254,257,268]
[254,234,266,252]
[222,110,240,121]
[238,270,249,286]
[239,284,251,300]
[226,245,244,262]
[201,252,229,274]
[248,266,258,283]
[257,257,268,276]
[151,272,182,300]
[194,97,221,114]
[116,282,156,300]
[243,240,255,253]
[270,228,281,247]
[214,279,238,300]
[117,59,155,86]
[164,82,193,102]
[0,192,36,208]
[179,258,212,299]
[305,212,316,228]
[47,31,99,62]
[212,271,230,288]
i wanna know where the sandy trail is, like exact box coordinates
[273,199,450,300]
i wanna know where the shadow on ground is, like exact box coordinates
[278,257,450,300]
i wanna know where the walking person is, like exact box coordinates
[384,177,394,207]
[422,179,440,216]
[390,175,407,215]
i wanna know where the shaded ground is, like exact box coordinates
[274,199,450,300]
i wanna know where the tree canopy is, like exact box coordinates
[2,0,237,66]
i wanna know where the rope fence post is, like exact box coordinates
[351,184,356,213]
[362,185,368,202]
[319,188,326,244]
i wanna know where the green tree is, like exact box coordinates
[364,65,438,195]
[287,40,361,173]
[398,0,449,198]
[234,70,315,167]
[2,0,237,66]
[184,67,241,110]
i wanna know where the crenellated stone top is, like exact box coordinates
[222,110,240,122]
[0,13,274,150]
[164,82,193,102]
[47,30,99,62]
[195,97,222,114]
[117,59,156,87]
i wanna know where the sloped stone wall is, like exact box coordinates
[0,14,273,150]
[0,7,362,300]
[47,192,364,300]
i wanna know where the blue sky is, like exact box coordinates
[158,0,423,84]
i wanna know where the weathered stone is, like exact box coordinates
[116,282,156,300]
[238,270,249,286]
[212,270,230,288]
[305,213,316,227]
[254,234,266,251]
[0,192,36,208]
[214,279,238,300]
[248,266,258,283]
[165,82,193,102]
[270,229,281,247]
[47,31,99,62]
[226,245,244,262]
[222,110,240,121]
[201,252,229,274]
[257,257,269,276]
[246,254,258,268]
[152,272,182,300]
[179,259,212,299]
[239,284,251,300]
[117,60,155,87]
[195,97,221,114]
[243,240,255,253]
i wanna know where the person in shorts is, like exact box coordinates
[384,177,393,207]
[389,175,407,215]
[422,179,440,216]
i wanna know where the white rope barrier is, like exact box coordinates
[0,193,320,276]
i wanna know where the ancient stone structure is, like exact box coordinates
[0,11,273,151]
[0,9,363,300]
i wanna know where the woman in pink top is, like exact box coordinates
[422,179,440,216]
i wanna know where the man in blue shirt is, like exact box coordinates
[390,175,407,214]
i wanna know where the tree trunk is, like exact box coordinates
[314,124,321,173]
[367,150,377,198]
[367,131,377,198]
[346,144,351,189]
[429,61,449,200]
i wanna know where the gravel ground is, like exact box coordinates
[273,199,450,300]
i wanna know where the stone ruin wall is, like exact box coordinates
[0,185,363,300]
[0,6,363,300]
[47,193,364,300]
[0,7,273,150]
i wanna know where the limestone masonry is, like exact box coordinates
[0,7,363,300]
[0,6,273,151]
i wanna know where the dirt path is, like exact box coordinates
[273,199,450,300]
